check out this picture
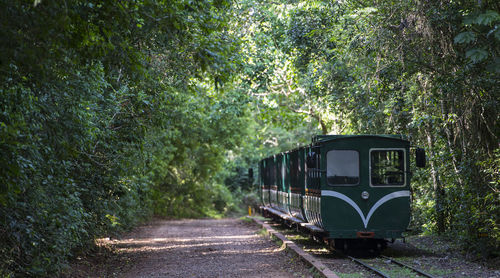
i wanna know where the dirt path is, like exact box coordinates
[69,218,313,277]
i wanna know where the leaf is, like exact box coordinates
[463,15,475,26]
[488,25,500,40]
[454,31,476,44]
[465,48,488,63]
[486,57,500,74]
[474,10,500,26]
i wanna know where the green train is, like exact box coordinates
[259,135,426,252]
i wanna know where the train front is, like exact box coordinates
[318,136,414,251]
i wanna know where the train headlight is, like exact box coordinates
[361,191,369,200]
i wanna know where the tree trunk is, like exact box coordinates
[425,127,446,234]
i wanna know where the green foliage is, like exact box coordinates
[1,0,498,275]
[231,0,499,257]
[454,31,477,44]
[0,0,246,276]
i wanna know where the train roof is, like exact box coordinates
[311,134,408,143]
[260,134,409,161]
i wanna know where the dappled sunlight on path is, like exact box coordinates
[98,218,311,278]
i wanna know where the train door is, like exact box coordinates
[276,153,289,214]
[304,145,322,227]
[260,159,270,207]
[284,152,292,215]
[289,150,305,221]
[268,155,278,209]
[321,144,361,233]
[366,146,411,234]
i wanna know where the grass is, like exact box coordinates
[427,266,454,277]
[405,234,458,255]
[239,216,254,223]
[337,272,368,278]
[308,266,323,278]
[377,265,415,277]
[257,227,284,248]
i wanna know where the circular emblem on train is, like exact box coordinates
[361,191,369,200]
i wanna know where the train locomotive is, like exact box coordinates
[259,135,426,253]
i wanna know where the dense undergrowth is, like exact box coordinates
[0,1,245,276]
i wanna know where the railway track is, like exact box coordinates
[346,254,436,278]
[256,217,438,278]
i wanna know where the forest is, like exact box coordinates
[0,0,498,276]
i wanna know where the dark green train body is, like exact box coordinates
[259,135,425,251]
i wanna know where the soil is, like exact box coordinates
[399,235,500,278]
[65,218,500,278]
[267,220,500,278]
[64,218,314,278]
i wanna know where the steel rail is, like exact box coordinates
[346,255,391,278]
[380,255,436,278]
[259,211,435,278]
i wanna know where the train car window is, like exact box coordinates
[370,150,405,186]
[326,150,360,186]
